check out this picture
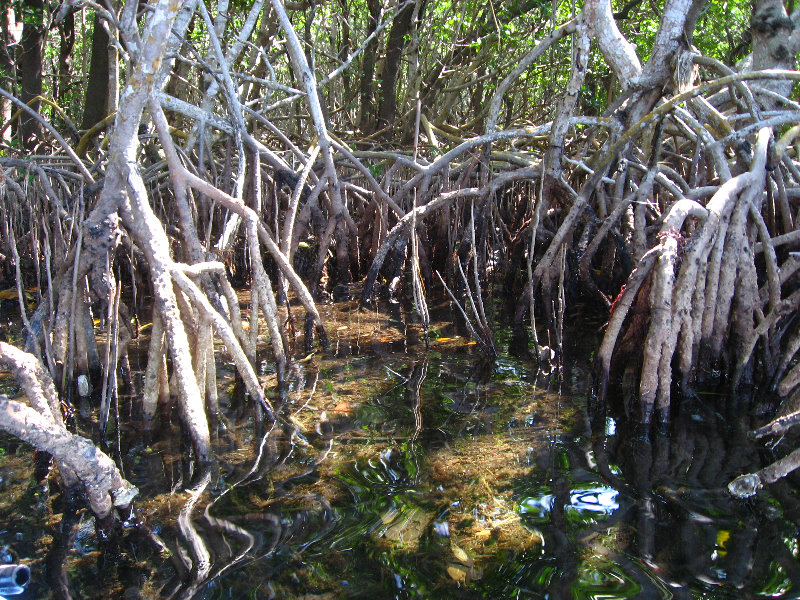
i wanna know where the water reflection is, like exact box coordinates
[7,309,800,599]
[505,390,800,598]
[519,486,620,520]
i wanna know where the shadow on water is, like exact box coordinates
[2,301,800,598]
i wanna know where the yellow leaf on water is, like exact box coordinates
[716,530,730,556]
[716,530,730,547]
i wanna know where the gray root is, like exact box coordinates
[0,342,137,519]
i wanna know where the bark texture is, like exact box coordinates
[0,342,136,519]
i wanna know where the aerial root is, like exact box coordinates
[597,128,773,422]
[729,446,800,498]
[0,342,137,520]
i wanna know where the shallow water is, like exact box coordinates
[0,300,798,599]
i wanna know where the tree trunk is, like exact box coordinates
[358,0,381,133]
[751,0,799,107]
[81,12,110,130]
[96,0,214,462]
[377,0,414,130]
[56,8,75,105]
[17,0,44,150]
[0,7,15,144]
[0,7,15,73]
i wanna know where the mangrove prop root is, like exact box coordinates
[598,128,772,423]
[0,342,137,519]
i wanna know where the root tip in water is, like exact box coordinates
[728,473,762,498]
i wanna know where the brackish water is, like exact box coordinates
[0,299,799,599]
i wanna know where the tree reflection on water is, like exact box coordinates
[522,391,800,600]
[10,328,800,599]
